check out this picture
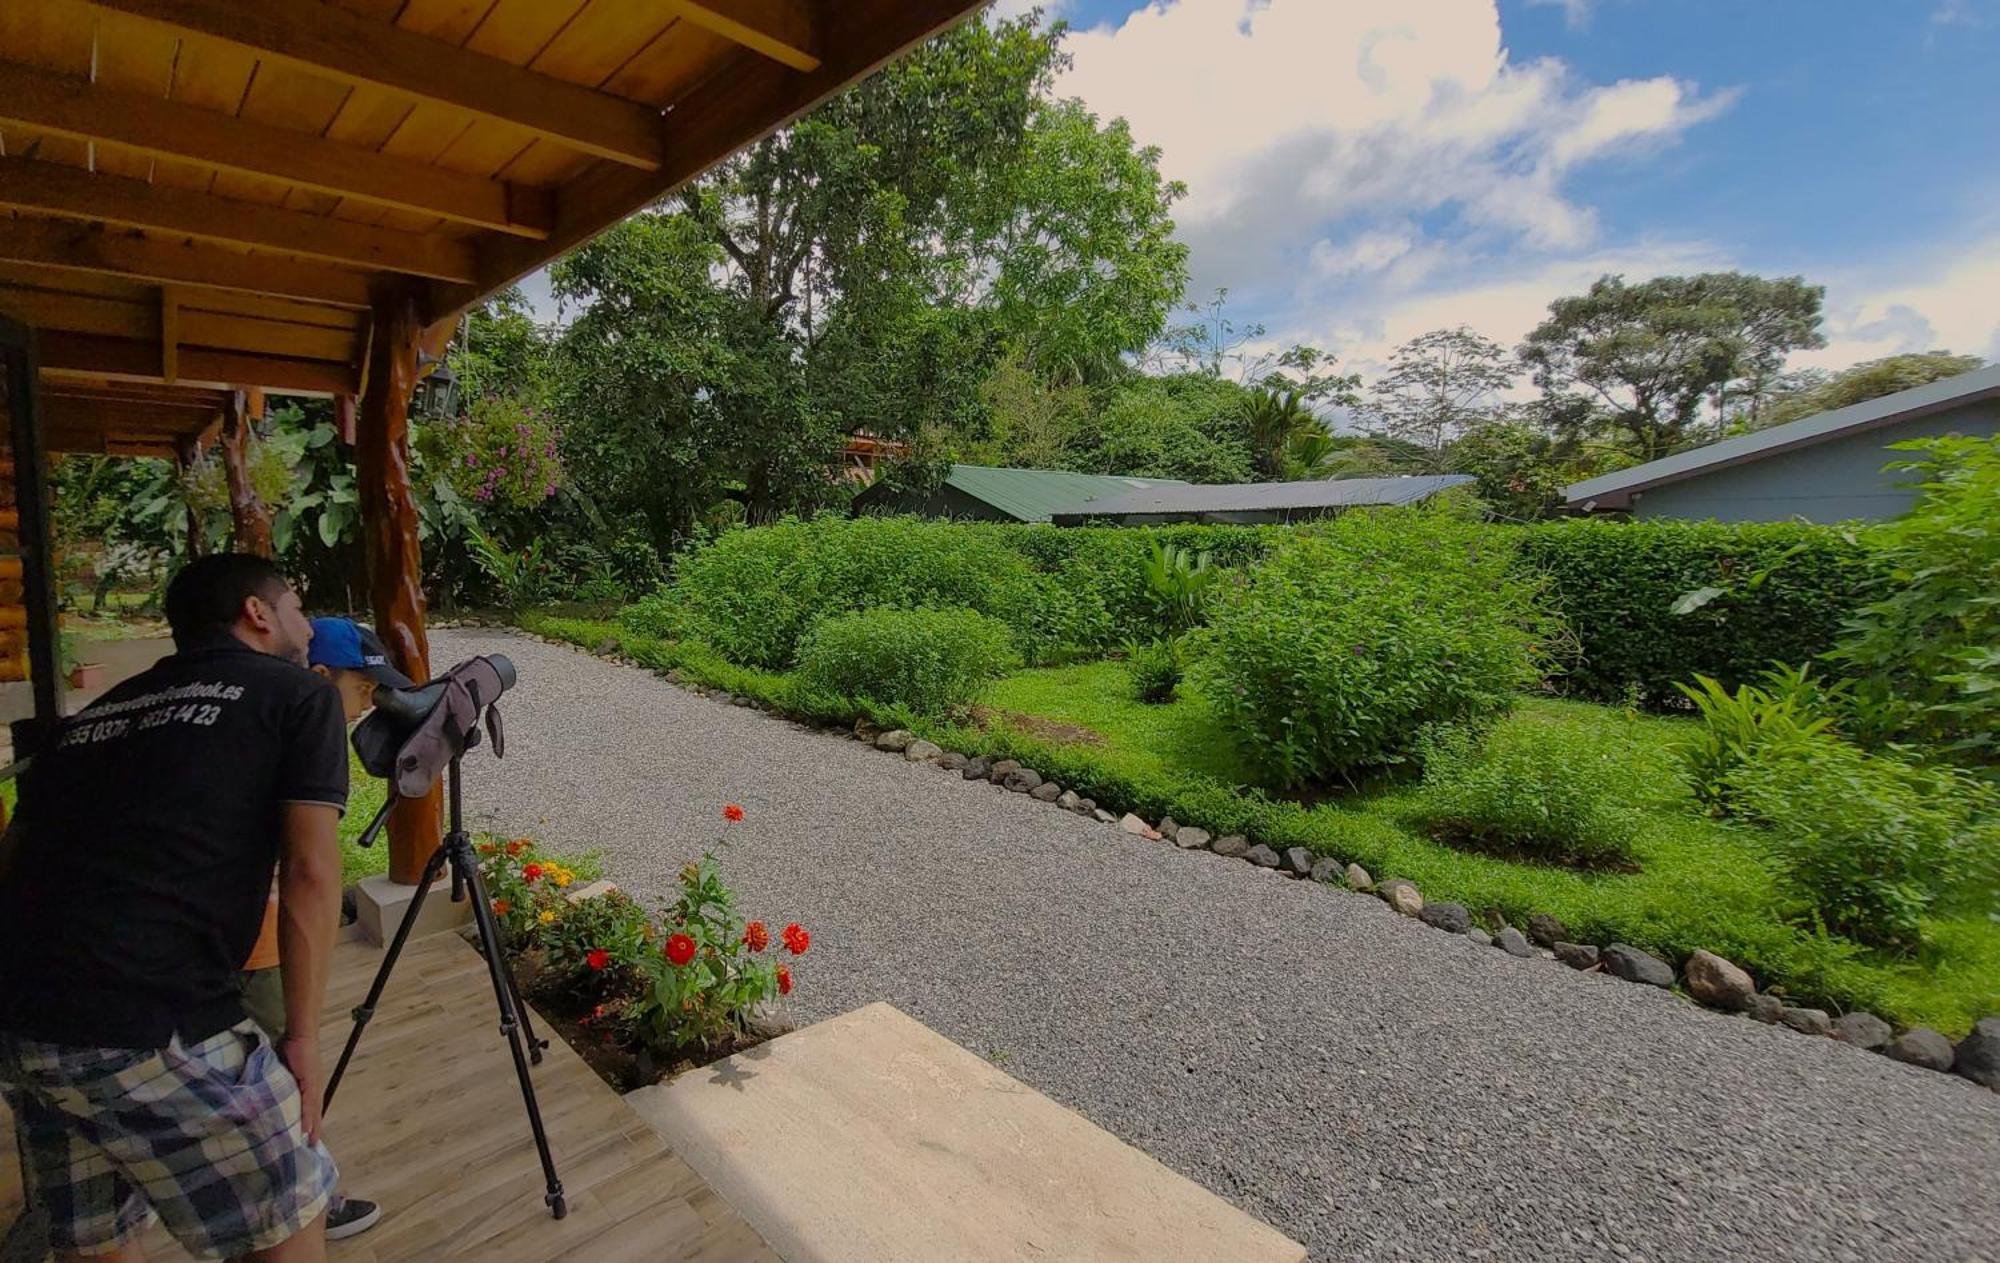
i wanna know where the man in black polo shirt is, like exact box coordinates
[0,554,347,1262]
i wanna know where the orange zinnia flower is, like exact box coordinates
[742,921,769,952]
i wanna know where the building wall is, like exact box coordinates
[1631,401,1999,523]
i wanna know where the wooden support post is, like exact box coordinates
[357,286,439,885]
[218,388,274,558]
[1,315,63,752]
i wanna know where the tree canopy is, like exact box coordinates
[1518,272,1826,459]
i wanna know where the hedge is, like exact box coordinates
[1518,519,1875,706]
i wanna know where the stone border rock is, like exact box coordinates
[522,626,2000,1096]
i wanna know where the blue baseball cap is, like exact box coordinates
[308,617,414,689]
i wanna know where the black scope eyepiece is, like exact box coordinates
[353,653,516,795]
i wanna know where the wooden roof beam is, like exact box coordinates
[87,0,670,171]
[0,156,479,283]
[672,0,821,73]
[37,331,357,395]
[429,0,986,321]
[0,220,372,309]
[0,61,554,239]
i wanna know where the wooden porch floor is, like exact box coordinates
[2,930,777,1262]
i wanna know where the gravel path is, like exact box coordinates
[440,628,2000,1263]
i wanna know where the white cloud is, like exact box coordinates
[1308,226,1417,277]
[1528,0,1597,30]
[1058,0,1726,295]
[1796,235,2000,370]
[987,0,1070,22]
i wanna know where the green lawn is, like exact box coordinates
[977,661,2000,1035]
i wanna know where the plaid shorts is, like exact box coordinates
[1,1021,337,1259]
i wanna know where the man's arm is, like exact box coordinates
[276,800,342,1144]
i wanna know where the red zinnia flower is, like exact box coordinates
[743,921,770,952]
[477,841,498,856]
[781,923,810,956]
[506,839,529,857]
[585,948,610,972]
[665,933,697,967]
[522,863,543,883]
[491,898,509,916]
[722,803,745,822]
[776,964,793,996]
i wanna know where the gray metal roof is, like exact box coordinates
[1050,474,1475,522]
[938,465,1189,522]
[1566,363,2000,508]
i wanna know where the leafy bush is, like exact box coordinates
[666,516,1071,668]
[795,606,1017,717]
[1140,540,1219,636]
[1724,735,1997,951]
[538,888,653,1001]
[1831,435,2000,766]
[988,524,1275,650]
[1188,507,1553,786]
[620,589,688,639]
[1673,668,1838,808]
[1518,519,1873,707]
[1123,636,1184,703]
[1414,718,1640,867]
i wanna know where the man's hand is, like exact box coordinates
[278,1032,325,1145]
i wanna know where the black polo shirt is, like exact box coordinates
[0,634,348,1049]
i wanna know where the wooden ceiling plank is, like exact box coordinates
[0,284,156,340]
[602,21,736,106]
[0,1,96,170]
[38,329,357,394]
[0,61,554,237]
[0,155,481,281]
[160,283,178,381]
[179,310,358,362]
[87,0,670,170]
[669,0,818,74]
[431,0,986,320]
[77,9,180,180]
[0,219,373,309]
[176,289,361,330]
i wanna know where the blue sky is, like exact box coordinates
[992,0,2000,381]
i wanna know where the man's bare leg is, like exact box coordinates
[239,1211,327,1263]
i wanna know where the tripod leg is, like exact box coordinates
[323,839,451,1114]
[454,841,568,1219]
[505,948,550,1066]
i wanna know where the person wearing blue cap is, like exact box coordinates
[233,616,406,1243]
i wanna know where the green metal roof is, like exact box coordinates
[943,465,1191,522]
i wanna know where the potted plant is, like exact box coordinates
[60,630,103,690]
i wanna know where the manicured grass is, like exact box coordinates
[978,661,2000,1035]
[340,751,391,885]
[520,610,2000,1034]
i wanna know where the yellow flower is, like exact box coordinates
[553,872,573,889]
[537,909,557,925]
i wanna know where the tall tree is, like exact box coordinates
[1755,351,1985,429]
[1518,272,1825,459]
[1362,327,1517,469]
[552,12,1189,538]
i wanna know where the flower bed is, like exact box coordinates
[474,812,810,1092]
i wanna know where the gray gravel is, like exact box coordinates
[442,629,2000,1263]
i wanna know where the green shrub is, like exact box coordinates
[619,588,687,639]
[1831,435,2000,766]
[1188,507,1553,786]
[1673,668,1837,809]
[1414,719,1641,867]
[795,606,1017,717]
[1518,519,1873,707]
[1724,734,1997,951]
[1123,636,1184,704]
[665,516,1074,668]
[989,524,1276,650]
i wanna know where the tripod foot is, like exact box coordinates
[549,1193,568,1220]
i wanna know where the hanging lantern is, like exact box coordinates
[411,357,461,422]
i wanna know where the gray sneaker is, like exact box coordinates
[325,1194,382,1241]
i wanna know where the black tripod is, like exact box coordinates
[321,749,568,1220]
